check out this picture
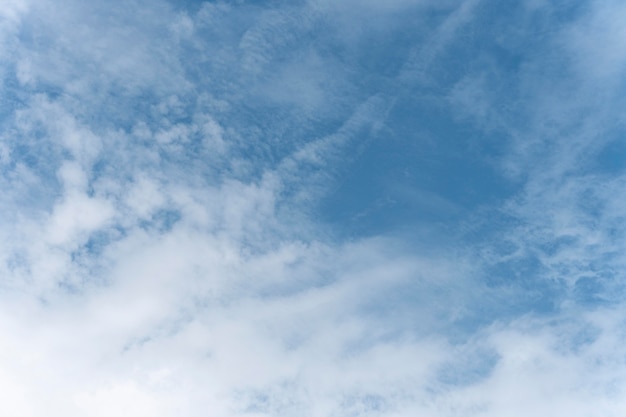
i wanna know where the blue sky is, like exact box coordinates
[2,0,626,415]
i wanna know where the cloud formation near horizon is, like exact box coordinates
[2,0,626,415]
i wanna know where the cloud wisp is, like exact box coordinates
[2,0,626,416]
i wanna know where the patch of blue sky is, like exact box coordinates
[0,72,27,121]
[485,254,563,305]
[589,131,626,175]
[318,107,515,245]
[138,209,182,233]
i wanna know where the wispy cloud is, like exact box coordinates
[2,0,626,415]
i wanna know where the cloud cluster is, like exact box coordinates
[2,0,626,415]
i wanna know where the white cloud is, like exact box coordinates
[3,0,626,415]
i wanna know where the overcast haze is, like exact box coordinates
[2,0,626,415]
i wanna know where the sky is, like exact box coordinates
[1,0,626,415]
